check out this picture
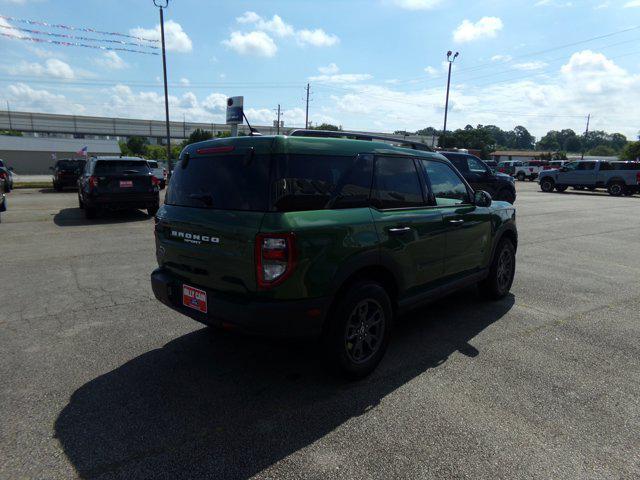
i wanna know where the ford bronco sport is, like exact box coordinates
[151,134,517,378]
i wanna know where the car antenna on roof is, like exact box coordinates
[242,112,262,136]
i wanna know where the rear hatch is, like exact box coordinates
[93,159,154,194]
[157,146,271,293]
[56,160,85,181]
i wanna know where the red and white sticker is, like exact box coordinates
[119,180,133,188]
[182,284,207,313]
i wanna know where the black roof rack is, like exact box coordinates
[289,129,433,152]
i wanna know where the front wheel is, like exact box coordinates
[540,178,555,192]
[324,282,393,379]
[478,238,516,300]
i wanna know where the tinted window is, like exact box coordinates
[446,155,468,173]
[421,160,470,206]
[93,160,150,175]
[611,162,640,170]
[147,161,159,168]
[56,160,85,171]
[166,153,270,211]
[372,156,424,209]
[272,154,373,211]
[599,162,613,171]
[577,162,596,170]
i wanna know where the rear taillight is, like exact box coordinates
[88,176,98,190]
[0,172,6,180]
[151,176,160,186]
[636,172,640,185]
[255,233,296,289]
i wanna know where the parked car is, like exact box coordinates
[0,159,13,191]
[543,160,569,171]
[51,158,86,191]
[440,151,517,204]
[150,134,518,378]
[484,160,498,171]
[146,160,167,189]
[78,156,160,219]
[496,160,523,176]
[514,161,546,181]
[0,170,6,222]
[539,160,640,196]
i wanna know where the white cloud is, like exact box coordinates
[236,11,261,24]
[202,93,227,113]
[7,58,75,80]
[130,20,192,53]
[236,12,294,37]
[309,73,373,84]
[318,63,340,75]
[94,51,128,70]
[3,83,85,114]
[391,0,442,9]
[179,77,190,86]
[424,66,439,77]
[491,54,513,62]
[534,0,573,6]
[594,2,609,8]
[623,0,640,6]
[296,29,339,47]
[222,31,277,57]
[453,17,503,43]
[512,61,548,71]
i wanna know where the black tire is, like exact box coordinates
[587,186,596,191]
[324,281,393,379]
[607,181,624,197]
[573,186,585,190]
[623,188,635,197]
[478,238,516,300]
[496,189,516,204]
[78,194,84,209]
[85,206,97,219]
[540,178,555,192]
[516,172,526,181]
[147,205,159,217]
[555,185,568,193]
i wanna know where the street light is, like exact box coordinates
[442,50,459,147]
[154,0,172,176]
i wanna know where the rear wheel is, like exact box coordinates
[555,185,568,193]
[324,281,393,379]
[516,172,526,181]
[607,181,624,197]
[479,238,516,300]
[540,178,555,192]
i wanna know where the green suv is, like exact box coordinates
[150,134,517,378]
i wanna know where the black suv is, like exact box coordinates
[51,159,86,191]
[78,156,160,219]
[151,134,518,378]
[440,152,516,204]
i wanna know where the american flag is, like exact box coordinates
[76,146,88,156]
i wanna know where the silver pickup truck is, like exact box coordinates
[539,160,640,196]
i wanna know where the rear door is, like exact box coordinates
[563,161,597,185]
[418,159,492,278]
[158,149,271,293]
[370,155,445,296]
[93,160,154,194]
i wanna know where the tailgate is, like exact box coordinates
[97,174,153,194]
[155,205,265,293]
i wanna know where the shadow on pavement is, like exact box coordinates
[53,207,151,227]
[55,290,514,479]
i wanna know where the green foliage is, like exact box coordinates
[620,141,640,161]
[216,131,231,138]
[126,136,149,156]
[311,123,342,131]
[588,145,617,157]
[145,144,168,160]
[185,128,214,145]
[0,130,23,136]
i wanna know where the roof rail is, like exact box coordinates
[289,129,433,152]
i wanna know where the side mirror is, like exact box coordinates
[474,190,492,207]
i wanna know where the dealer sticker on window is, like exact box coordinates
[182,284,207,313]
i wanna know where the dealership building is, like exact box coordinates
[0,136,120,174]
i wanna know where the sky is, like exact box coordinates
[0,0,639,140]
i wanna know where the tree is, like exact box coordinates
[512,126,535,150]
[588,145,617,157]
[620,141,640,161]
[0,130,23,137]
[126,136,149,156]
[609,133,628,152]
[311,123,342,131]
[145,144,168,160]
[184,128,213,146]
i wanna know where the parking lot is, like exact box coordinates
[1,182,639,479]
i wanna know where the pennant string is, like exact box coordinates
[0,14,159,43]
[0,32,160,55]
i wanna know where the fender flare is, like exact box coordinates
[328,249,404,298]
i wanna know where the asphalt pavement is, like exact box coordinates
[1,183,639,479]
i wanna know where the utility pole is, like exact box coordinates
[305,83,310,129]
[581,113,591,160]
[154,0,172,174]
[7,101,12,130]
[442,51,459,147]
[276,104,281,135]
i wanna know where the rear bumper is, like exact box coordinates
[150,267,330,338]
[86,192,159,209]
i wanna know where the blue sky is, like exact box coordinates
[0,0,639,139]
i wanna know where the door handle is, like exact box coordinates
[448,219,464,225]
[388,226,412,236]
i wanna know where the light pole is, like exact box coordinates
[154,0,172,175]
[442,50,459,147]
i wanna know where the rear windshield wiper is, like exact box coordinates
[189,193,214,206]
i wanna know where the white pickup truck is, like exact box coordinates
[538,160,640,196]
[514,161,546,181]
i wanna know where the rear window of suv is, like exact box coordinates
[57,160,85,170]
[93,160,150,175]
[611,162,640,170]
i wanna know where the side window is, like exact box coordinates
[599,162,612,171]
[372,156,424,209]
[467,156,487,173]
[447,155,468,173]
[421,160,470,206]
[577,162,595,170]
[564,162,579,171]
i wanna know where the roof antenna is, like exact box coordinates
[242,112,262,136]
